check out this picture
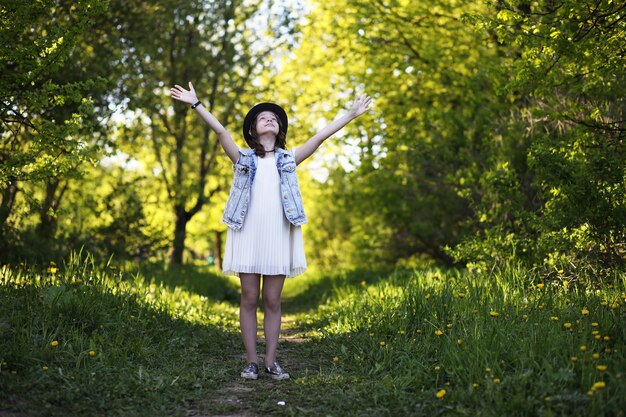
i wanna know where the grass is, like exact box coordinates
[1,254,625,416]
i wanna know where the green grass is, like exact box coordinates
[1,255,625,416]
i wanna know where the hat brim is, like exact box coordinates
[243,102,288,145]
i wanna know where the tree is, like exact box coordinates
[0,0,112,256]
[111,0,300,266]
[452,0,626,275]
[279,0,496,267]
[281,0,625,276]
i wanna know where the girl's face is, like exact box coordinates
[253,111,280,137]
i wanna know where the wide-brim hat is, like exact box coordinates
[242,102,288,144]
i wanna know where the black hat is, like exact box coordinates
[242,102,288,145]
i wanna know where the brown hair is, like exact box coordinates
[247,112,287,157]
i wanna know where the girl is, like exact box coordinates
[170,82,371,380]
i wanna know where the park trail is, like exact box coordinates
[208,316,315,417]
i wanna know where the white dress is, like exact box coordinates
[222,150,307,278]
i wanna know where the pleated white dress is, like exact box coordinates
[222,150,307,278]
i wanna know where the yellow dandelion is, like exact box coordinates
[596,365,607,372]
[379,341,386,347]
[489,311,499,317]
[89,351,96,357]
[563,322,572,329]
[472,383,479,388]
[425,293,431,300]
[360,280,366,287]
[457,339,463,345]
[416,329,422,334]
[591,322,599,327]
[600,301,608,306]
[581,308,589,315]
[42,365,49,371]
[399,330,405,335]
[592,381,606,390]
[550,316,559,321]
[369,332,375,337]
[603,336,610,342]
[570,356,578,362]
[436,389,446,399]
[50,340,59,347]
[605,347,612,353]
[522,314,528,319]
[457,292,466,298]
[493,378,501,384]
[536,283,544,289]
[592,353,600,359]
[485,368,491,372]
[434,366,441,372]
[587,390,594,397]
[446,323,453,329]
[595,335,601,341]
[435,330,444,336]
[333,356,339,363]
[592,330,600,335]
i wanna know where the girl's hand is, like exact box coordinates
[349,93,372,118]
[170,82,199,105]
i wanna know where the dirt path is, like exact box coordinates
[208,317,315,416]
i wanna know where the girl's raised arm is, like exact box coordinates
[170,82,240,164]
[295,94,371,165]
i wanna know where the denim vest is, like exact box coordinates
[222,148,307,230]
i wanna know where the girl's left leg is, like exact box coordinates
[261,274,286,365]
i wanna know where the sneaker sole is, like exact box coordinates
[266,373,290,380]
[241,372,258,380]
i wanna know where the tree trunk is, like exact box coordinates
[213,229,223,270]
[37,179,65,240]
[0,179,18,230]
[169,205,189,266]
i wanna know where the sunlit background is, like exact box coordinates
[1,0,624,277]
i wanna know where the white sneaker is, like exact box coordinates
[240,362,259,379]
[265,362,290,380]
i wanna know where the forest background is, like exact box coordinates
[1,0,625,280]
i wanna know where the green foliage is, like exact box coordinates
[282,0,625,276]
[0,0,109,184]
[0,0,127,261]
[451,0,626,275]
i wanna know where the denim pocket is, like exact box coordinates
[233,164,250,189]
[281,162,296,173]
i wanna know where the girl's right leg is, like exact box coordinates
[239,273,261,365]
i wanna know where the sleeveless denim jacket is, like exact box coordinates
[222,148,307,230]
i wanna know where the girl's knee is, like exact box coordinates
[263,296,281,313]
[241,291,260,310]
